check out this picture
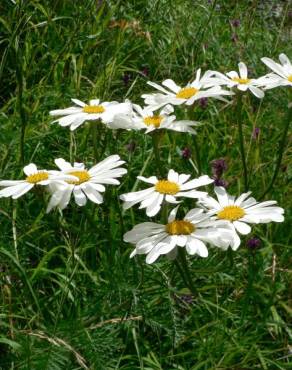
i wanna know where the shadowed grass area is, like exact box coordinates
[0,0,291,369]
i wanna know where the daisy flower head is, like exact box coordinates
[50,98,132,131]
[261,53,292,89]
[47,155,127,212]
[0,163,75,200]
[211,62,265,98]
[111,103,200,135]
[124,206,233,264]
[198,186,285,250]
[120,169,214,217]
[141,69,234,110]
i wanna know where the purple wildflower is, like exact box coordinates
[181,147,192,159]
[211,158,227,178]
[231,19,240,27]
[252,127,260,140]
[246,237,261,250]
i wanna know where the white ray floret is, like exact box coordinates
[124,206,233,264]
[0,163,75,200]
[260,53,292,89]
[120,169,214,217]
[111,104,200,134]
[210,62,265,98]
[197,186,285,250]
[141,69,234,110]
[50,98,132,131]
[47,155,127,212]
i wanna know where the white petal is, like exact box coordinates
[23,163,38,176]
[73,188,87,206]
[233,221,251,235]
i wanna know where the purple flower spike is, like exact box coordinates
[211,158,227,178]
[231,19,240,27]
[246,237,261,250]
[181,147,192,159]
[252,127,260,140]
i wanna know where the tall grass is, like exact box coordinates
[0,0,291,369]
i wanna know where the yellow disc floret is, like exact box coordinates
[155,180,180,195]
[287,75,292,82]
[166,220,195,235]
[143,115,163,128]
[217,205,245,221]
[26,171,49,184]
[176,87,199,99]
[83,105,105,114]
[232,77,251,84]
[67,170,90,185]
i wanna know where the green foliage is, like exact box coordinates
[0,0,291,369]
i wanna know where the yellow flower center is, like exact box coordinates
[143,115,163,128]
[83,105,105,114]
[176,87,199,99]
[232,77,251,84]
[166,220,195,235]
[155,180,180,195]
[26,171,49,184]
[67,170,90,185]
[217,205,245,221]
[287,75,292,82]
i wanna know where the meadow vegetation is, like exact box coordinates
[0,0,291,369]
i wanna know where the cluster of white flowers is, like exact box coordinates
[0,53,288,264]
[0,156,127,212]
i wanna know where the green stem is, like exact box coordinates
[15,52,26,165]
[259,101,291,200]
[237,94,248,192]
[192,135,202,174]
[177,248,197,296]
[174,259,190,291]
[152,131,163,177]
[91,121,98,161]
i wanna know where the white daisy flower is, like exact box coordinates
[124,206,233,264]
[50,98,132,131]
[120,169,214,217]
[47,155,127,212]
[198,186,285,250]
[141,69,234,110]
[0,163,75,200]
[111,103,200,134]
[261,53,292,89]
[210,62,265,98]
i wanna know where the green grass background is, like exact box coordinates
[0,0,291,369]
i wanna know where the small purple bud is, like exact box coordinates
[141,66,149,77]
[231,19,240,27]
[246,237,261,250]
[181,147,192,159]
[214,178,228,188]
[126,141,136,152]
[199,97,208,108]
[252,127,260,140]
[211,158,227,178]
[122,72,131,86]
[180,294,194,304]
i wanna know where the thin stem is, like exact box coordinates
[174,259,190,291]
[177,248,197,296]
[15,52,26,165]
[91,121,98,161]
[192,135,202,174]
[237,94,248,192]
[152,131,163,177]
[259,101,291,200]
